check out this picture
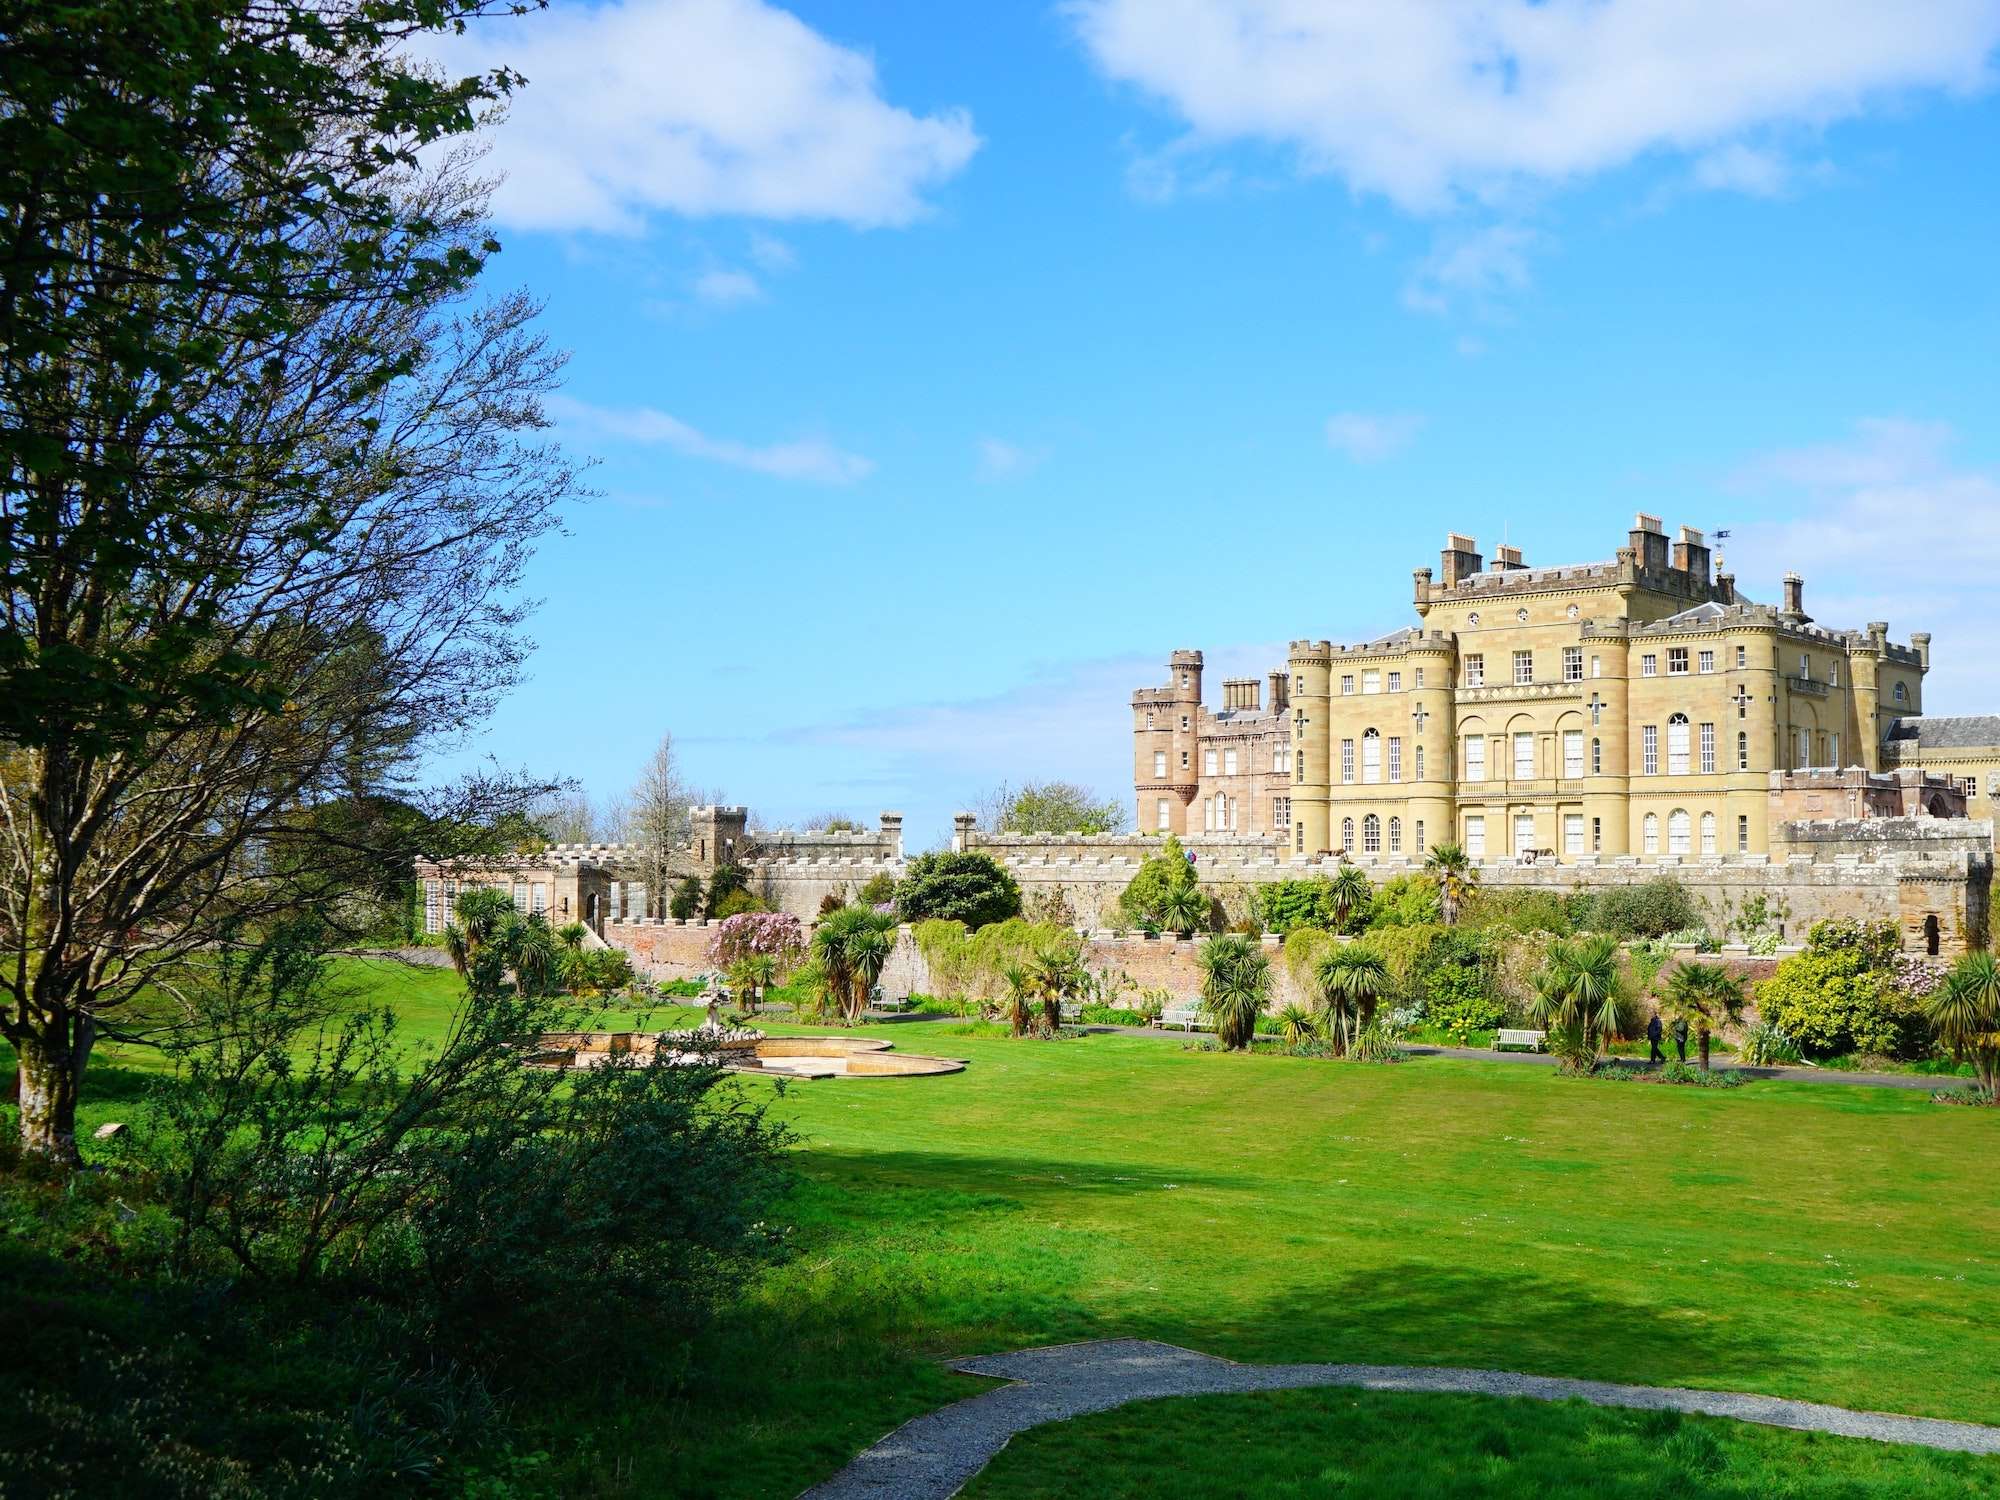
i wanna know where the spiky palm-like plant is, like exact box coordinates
[1160,882,1207,938]
[1199,934,1271,1051]
[729,951,780,1014]
[1275,1002,1320,1047]
[1530,932,1625,1071]
[1927,951,2000,1100]
[1326,864,1372,932]
[512,917,561,998]
[811,903,900,1025]
[1423,843,1477,927]
[1029,942,1085,1032]
[1000,964,1035,1037]
[1314,945,1391,1057]
[1662,960,1747,1072]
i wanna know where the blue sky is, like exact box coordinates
[429,0,2000,848]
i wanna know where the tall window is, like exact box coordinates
[1157,798,1170,830]
[1591,737,1602,774]
[1737,731,1749,770]
[1465,736,1486,781]
[1415,744,1425,780]
[1154,751,1167,777]
[1829,660,1839,686]
[1341,817,1355,854]
[1388,736,1403,781]
[1297,823,1306,853]
[1700,811,1717,855]
[1514,813,1535,854]
[1513,650,1533,685]
[1363,814,1381,853]
[1830,732,1840,767]
[1274,796,1291,830]
[1563,731,1584,778]
[1513,731,1534,779]
[1563,646,1583,682]
[1361,729,1381,784]
[1205,749,1218,775]
[1224,748,1238,775]
[1387,671,1402,692]
[1564,814,1584,854]
[1794,728,1809,769]
[1894,681,1907,703]
[1643,812,1659,854]
[1668,646,1689,675]
[1341,674,1355,695]
[1465,816,1485,859]
[1591,655,1602,678]
[1736,645,1747,669]
[1465,654,1485,687]
[1592,817,1603,852]
[1737,814,1750,852]
[1642,653,1658,677]
[1643,724,1659,775]
[1590,695,1601,726]
[1667,714,1690,775]
[1341,738,1355,783]
[1415,819,1426,853]
[1388,816,1402,853]
[1698,650,1715,674]
[1668,809,1691,856]
[1362,670,1380,694]
[1699,721,1715,774]
[1414,667,1425,688]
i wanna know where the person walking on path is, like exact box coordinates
[1671,1014,1690,1063]
[1647,1011,1666,1065]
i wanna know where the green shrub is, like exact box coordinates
[1755,920,1930,1059]
[1461,887,1574,936]
[895,851,1021,928]
[1364,873,1441,928]
[1119,836,1201,930]
[1427,993,1506,1037]
[668,876,703,919]
[856,872,897,908]
[1573,878,1702,940]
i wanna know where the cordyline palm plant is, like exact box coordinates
[1000,964,1036,1037]
[512,916,562,999]
[1423,843,1477,927]
[1529,933,1624,1072]
[809,904,900,1025]
[1326,863,1372,932]
[1160,882,1207,938]
[1926,951,2000,1100]
[1199,934,1271,1051]
[1315,945,1391,1057]
[1029,942,1086,1033]
[1274,1002,1320,1046]
[444,886,518,978]
[1661,960,1747,1072]
[728,952,780,1015]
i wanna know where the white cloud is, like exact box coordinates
[1402,223,1543,316]
[453,0,981,233]
[1065,0,2000,212]
[547,394,874,484]
[692,267,764,305]
[1689,143,1793,198]
[748,232,798,272]
[974,437,1048,482]
[1324,411,1424,463]
[1724,418,2000,712]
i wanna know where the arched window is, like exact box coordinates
[1700,811,1716,855]
[1667,714,1691,775]
[1642,812,1660,855]
[1924,914,1941,956]
[1668,809,1691,855]
[1737,731,1749,771]
[1361,728,1382,784]
[1388,816,1403,853]
[1363,813,1381,853]
[1341,817,1355,853]
[1591,737,1601,774]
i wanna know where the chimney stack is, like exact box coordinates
[1492,543,1525,569]
[1781,572,1806,620]
[1268,670,1289,711]
[1629,513,1668,573]
[1672,525,1711,586]
[1440,533,1483,587]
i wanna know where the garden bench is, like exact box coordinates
[1493,1028,1546,1052]
[1158,1004,1211,1032]
[1059,1001,1082,1024]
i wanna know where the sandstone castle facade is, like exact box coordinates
[1135,515,2000,861]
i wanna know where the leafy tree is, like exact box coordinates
[670,876,705,920]
[1253,870,1371,937]
[703,864,750,919]
[856,872,898,908]
[0,0,578,1163]
[1119,835,1200,931]
[1365,873,1442,929]
[894,851,1021,928]
[1529,934,1626,1071]
[1756,922,1927,1059]
[1199,933,1270,1050]
[1926,952,2000,1100]
[1661,961,1747,1072]
[1423,844,1478,926]
[803,813,865,833]
[1315,946,1391,1057]
[976,780,1129,835]
[1572,879,1702,941]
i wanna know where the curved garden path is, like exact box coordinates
[800,1338,2000,1498]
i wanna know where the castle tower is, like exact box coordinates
[1288,639,1333,855]
[1133,650,1203,834]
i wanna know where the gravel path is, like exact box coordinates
[800,1338,2000,1498]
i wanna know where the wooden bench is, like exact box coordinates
[1493,1028,1546,1052]
[1059,1000,1083,1024]
[1158,1004,1212,1032]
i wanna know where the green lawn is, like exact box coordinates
[963,1388,2000,1498]
[14,958,2000,1497]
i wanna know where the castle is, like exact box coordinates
[1135,515,1999,859]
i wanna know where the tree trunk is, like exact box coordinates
[16,1015,95,1166]
[1698,1023,1712,1072]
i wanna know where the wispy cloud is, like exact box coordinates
[1725,417,2000,712]
[1324,411,1424,463]
[692,267,764,306]
[448,0,981,234]
[547,394,874,485]
[1403,224,1544,318]
[974,437,1048,482]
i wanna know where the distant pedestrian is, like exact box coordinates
[1646,1012,1665,1065]
[1671,1015,1690,1063]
